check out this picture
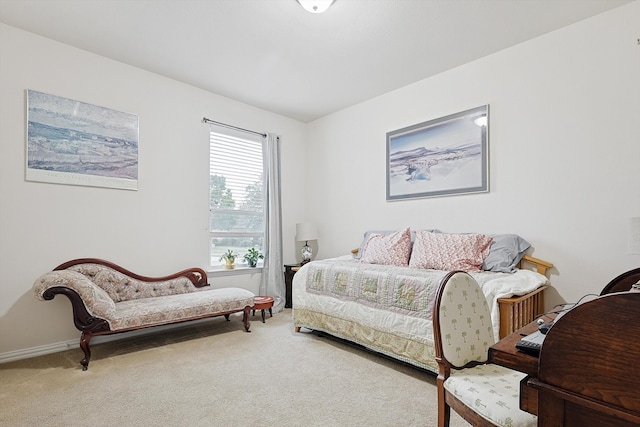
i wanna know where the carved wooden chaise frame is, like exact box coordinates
[41,258,252,370]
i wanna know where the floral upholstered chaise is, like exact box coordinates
[33,258,255,370]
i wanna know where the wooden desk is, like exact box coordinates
[491,293,640,426]
[488,319,540,376]
[531,292,640,427]
[488,313,555,415]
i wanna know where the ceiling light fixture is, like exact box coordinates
[297,0,335,14]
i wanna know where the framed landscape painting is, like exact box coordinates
[386,105,489,201]
[26,90,139,190]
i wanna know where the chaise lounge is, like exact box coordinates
[33,258,255,370]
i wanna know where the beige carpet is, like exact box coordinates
[0,309,470,427]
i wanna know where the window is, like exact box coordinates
[209,130,265,268]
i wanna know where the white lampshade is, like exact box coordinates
[296,222,318,242]
[296,0,335,14]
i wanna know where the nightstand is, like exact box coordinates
[284,264,301,308]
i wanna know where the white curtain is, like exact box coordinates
[259,133,285,311]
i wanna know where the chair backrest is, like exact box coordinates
[433,271,495,367]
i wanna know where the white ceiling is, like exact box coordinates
[0,0,632,122]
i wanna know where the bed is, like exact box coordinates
[292,228,552,374]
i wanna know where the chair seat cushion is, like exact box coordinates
[444,363,537,427]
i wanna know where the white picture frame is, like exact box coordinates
[386,105,489,200]
[26,90,139,190]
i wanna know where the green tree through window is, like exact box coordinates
[210,175,236,231]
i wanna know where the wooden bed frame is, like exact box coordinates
[497,254,553,338]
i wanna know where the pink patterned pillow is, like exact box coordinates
[359,227,412,266]
[409,231,493,272]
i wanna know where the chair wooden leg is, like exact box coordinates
[437,377,450,427]
[440,398,451,427]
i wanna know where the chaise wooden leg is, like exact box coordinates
[79,331,92,371]
[224,314,230,321]
[242,306,251,332]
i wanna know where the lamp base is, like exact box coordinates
[301,241,312,265]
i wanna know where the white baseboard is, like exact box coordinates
[0,339,79,363]
[0,316,229,364]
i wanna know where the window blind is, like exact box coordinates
[209,131,265,267]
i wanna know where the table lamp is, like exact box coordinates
[296,222,318,265]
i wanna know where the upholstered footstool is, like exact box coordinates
[252,296,274,323]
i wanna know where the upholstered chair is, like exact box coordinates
[432,271,537,427]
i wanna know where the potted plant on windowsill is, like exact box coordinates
[220,250,238,269]
[243,248,264,268]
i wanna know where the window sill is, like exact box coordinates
[207,265,263,278]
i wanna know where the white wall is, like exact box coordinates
[1,2,639,361]
[305,2,640,309]
[0,24,307,357]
